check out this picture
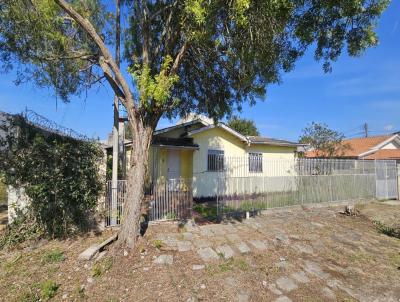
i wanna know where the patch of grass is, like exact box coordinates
[92,257,113,277]
[193,203,218,221]
[153,239,163,249]
[373,220,400,239]
[388,252,400,268]
[42,249,65,263]
[348,251,375,264]
[4,254,22,272]
[40,280,59,300]
[214,258,250,273]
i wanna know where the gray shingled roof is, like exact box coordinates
[247,136,302,147]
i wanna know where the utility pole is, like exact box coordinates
[363,123,368,138]
[111,0,121,224]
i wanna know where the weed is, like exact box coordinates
[193,204,218,221]
[388,252,400,268]
[42,249,65,263]
[154,239,163,249]
[92,257,113,277]
[217,258,249,272]
[40,280,59,300]
[373,220,400,239]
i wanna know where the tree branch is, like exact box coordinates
[54,0,135,114]
[170,42,188,75]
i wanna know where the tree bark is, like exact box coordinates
[118,121,153,249]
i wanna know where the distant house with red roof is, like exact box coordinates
[305,134,400,161]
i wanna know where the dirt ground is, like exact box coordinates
[1,200,399,302]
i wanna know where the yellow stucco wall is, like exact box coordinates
[190,127,297,197]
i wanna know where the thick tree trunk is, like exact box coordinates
[118,122,153,249]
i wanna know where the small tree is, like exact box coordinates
[0,0,389,249]
[227,116,259,136]
[299,122,351,157]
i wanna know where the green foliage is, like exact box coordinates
[299,122,351,157]
[227,116,260,136]
[40,280,59,300]
[129,56,180,109]
[0,209,44,249]
[0,0,389,120]
[92,257,113,277]
[373,220,400,239]
[0,174,6,204]
[153,239,163,249]
[0,115,103,238]
[0,0,109,101]
[193,203,218,221]
[42,249,65,263]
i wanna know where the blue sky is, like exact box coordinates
[1,1,399,141]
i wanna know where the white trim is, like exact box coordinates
[358,135,400,158]
[154,119,209,135]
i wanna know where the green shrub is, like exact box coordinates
[0,174,6,205]
[92,257,113,277]
[193,203,218,221]
[40,280,59,300]
[42,249,65,263]
[0,115,103,239]
[373,220,400,239]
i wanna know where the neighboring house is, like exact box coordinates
[107,115,303,198]
[305,134,400,161]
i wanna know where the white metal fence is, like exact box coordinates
[215,159,398,216]
[105,159,398,224]
[105,178,192,226]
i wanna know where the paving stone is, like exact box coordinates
[293,244,314,255]
[248,240,267,250]
[216,245,235,259]
[212,236,228,245]
[193,238,211,249]
[326,278,343,289]
[153,254,173,265]
[210,225,227,236]
[177,241,193,252]
[268,284,282,295]
[182,232,194,240]
[322,287,336,300]
[303,260,331,280]
[275,296,292,302]
[224,277,237,287]
[199,227,215,237]
[290,271,310,284]
[192,264,205,270]
[276,277,298,292]
[197,247,219,262]
[223,224,238,233]
[235,242,251,254]
[275,233,290,244]
[226,233,241,243]
[237,292,249,302]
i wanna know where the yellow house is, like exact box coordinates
[117,115,302,199]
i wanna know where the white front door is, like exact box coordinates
[167,150,181,180]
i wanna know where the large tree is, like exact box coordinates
[227,116,259,136]
[0,0,389,249]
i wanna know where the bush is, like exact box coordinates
[40,280,59,300]
[0,174,6,205]
[0,115,103,239]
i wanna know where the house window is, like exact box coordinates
[207,150,224,171]
[249,153,263,173]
